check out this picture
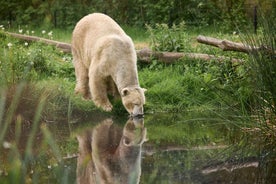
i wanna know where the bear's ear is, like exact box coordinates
[122,88,129,96]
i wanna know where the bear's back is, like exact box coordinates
[72,13,133,67]
[72,13,126,47]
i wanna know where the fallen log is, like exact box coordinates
[197,35,252,53]
[6,32,71,53]
[136,48,243,63]
[5,32,243,63]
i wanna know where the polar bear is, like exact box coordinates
[72,13,146,116]
[76,118,147,184]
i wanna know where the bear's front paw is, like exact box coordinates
[75,89,91,100]
[102,104,113,112]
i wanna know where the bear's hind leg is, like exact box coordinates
[74,60,90,99]
[89,73,113,111]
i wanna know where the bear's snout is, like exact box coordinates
[131,105,144,117]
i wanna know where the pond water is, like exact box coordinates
[1,110,276,183]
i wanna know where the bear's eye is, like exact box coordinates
[122,88,129,96]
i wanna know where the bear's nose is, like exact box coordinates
[132,105,143,117]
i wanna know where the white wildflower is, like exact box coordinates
[42,30,46,34]
[3,141,11,149]
[19,29,23,33]
[31,30,35,34]
[24,42,28,46]
[26,30,29,34]
[48,31,53,36]
[7,43,12,48]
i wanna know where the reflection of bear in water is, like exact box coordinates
[77,118,147,184]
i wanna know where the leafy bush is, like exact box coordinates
[146,22,190,52]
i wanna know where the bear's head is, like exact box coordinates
[121,87,146,117]
[122,117,147,147]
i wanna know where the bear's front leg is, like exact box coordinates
[74,59,91,99]
[89,73,113,112]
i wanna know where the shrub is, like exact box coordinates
[146,22,191,52]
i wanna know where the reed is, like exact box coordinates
[242,14,276,141]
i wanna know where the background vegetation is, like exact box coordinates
[0,0,275,31]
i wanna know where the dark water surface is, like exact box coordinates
[1,111,276,183]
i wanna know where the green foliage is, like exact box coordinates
[0,31,74,86]
[146,22,188,52]
[220,0,249,32]
[1,0,275,31]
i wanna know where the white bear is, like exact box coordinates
[76,118,147,184]
[72,13,146,116]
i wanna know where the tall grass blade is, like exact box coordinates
[0,82,25,144]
